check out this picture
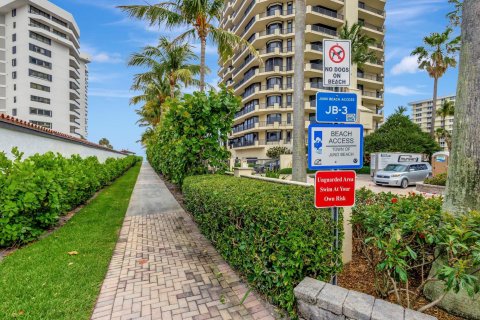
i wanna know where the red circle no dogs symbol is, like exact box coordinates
[329,44,346,63]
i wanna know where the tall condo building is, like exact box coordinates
[409,95,456,150]
[0,0,90,138]
[220,0,385,160]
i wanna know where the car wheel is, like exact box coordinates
[401,179,409,189]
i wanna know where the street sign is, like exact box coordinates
[314,171,356,208]
[316,92,357,123]
[323,39,351,87]
[308,123,364,170]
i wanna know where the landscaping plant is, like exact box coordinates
[147,87,240,184]
[0,148,140,247]
[352,188,480,312]
[424,173,447,186]
[183,175,342,316]
[266,146,291,159]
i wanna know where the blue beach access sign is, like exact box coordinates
[316,92,357,123]
[308,123,364,170]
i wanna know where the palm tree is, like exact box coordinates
[128,37,201,98]
[436,99,455,129]
[292,0,306,182]
[119,0,257,92]
[435,128,452,152]
[411,28,460,137]
[339,22,378,69]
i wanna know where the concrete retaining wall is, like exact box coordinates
[294,277,437,320]
[0,122,126,162]
[415,182,445,195]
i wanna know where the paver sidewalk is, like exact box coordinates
[91,163,277,320]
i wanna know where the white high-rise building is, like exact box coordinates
[0,0,90,138]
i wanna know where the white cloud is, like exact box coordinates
[89,88,134,99]
[385,86,422,96]
[81,44,124,64]
[391,55,421,75]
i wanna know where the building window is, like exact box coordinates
[30,120,52,129]
[12,71,17,79]
[14,84,17,91]
[30,19,50,31]
[265,57,283,71]
[53,29,67,39]
[31,95,51,104]
[31,82,51,92]
[267,77,282,89]
[13,22,16,28]
[266,131,282,142]
[266,40,282,53]
[30,31,51,45]
[12,108,17,116]
[266,22,282,35]
[267,113,282,124]
[14,96,17,103]
[12,34,17,42]
[29,69,52,81]
[12,9,17,17]
[29,43,52,57]
[266,95,282,106]
[52,16,68,28]
[30,56,52,69]
[29,6,50,19]
[12,59,17,67]
[30,107,52,117]
[12,46,16,54]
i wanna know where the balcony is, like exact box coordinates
[309,24,337,37]
[358,2,385,17]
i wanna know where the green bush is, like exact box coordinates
[424,173,447,186]
[266,146,291,159]
[147,87,240,184]
[0,148,140,247]
[182,175,342,315]
[277,168,317,175]
[355,166,371,174]
[352,188,480,311]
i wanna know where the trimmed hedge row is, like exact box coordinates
[182,175,342,315]
[0,149,140,247]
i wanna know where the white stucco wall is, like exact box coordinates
[0,125,126,162]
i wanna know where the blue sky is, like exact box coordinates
[49,0,459,155]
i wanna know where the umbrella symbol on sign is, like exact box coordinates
[329,44,346,63]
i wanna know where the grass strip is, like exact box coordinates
[0,162,141,320]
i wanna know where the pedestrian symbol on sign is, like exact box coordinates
[314,131,323,154]
[329,44,346,63]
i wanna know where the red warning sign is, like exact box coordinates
[329,44,346,64]
[314,171,356,208]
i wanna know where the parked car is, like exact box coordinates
[374,163,432,188]
[254,159,280,173]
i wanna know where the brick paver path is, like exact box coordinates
[91,163,277,320]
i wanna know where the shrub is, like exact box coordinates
[352,188,480,311]
[424,173,447,186]
[266,146,291,159]
[264,169,281,179]
[355,166,371,175]
[0,149,140,247]
[147,87,240,184]
[183,175,342,315]
[278,168,317,175]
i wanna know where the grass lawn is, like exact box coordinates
[0,162,141,320]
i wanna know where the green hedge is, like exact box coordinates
[424,173,447,186]
[278,167,370,175]
[0,149,140,247]
[182,175,342,315]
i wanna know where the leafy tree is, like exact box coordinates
[339,22,378,68]
[147,87,240,184]
[364,109,441,156]
[98,138,113,149]
[128,37,200,98]
[266,146,291,159]
[411,28,460,137]
[119,0,257,92]
[436,99,455,129]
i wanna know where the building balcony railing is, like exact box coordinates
[310,24,337,36]
[362,90,383,99]
[311,6,344,20]
[357,72,383,82]
[360,21,384,32]
[358,2,385,17]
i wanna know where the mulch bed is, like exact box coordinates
[338,239,465,320]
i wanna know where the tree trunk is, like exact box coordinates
[170,75,175,99]
[444,0,480,214]
[431,77,438,137]
[200,35,206,92]
[292,0,306,182]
